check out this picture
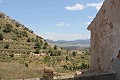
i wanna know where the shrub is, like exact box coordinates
[43,45,47,49]
[35,48,40,54]
[25,63,28,67]
[31,37,35,42]
[20,31,28,37]
[44,56,51,62]
[35,42,41,49]
[44,42,48,46]
[54,45,57,50]
[9,53,14,57]
[15,22,21,27]
[66,56,69,61]
[72,51,77,57]
[0,33,3,40]
[4,44,10,49]
[3,24,13,33]
[12,36,18,41]
[27,37,31,42]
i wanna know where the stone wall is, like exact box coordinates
[54,72,116,80]
[88,0,120,79]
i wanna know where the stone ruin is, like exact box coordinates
[88,0,120,80]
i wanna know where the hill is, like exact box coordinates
[0,12,61,54]
[46,39,90,50]
[0,12,90,79]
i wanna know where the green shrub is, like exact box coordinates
[15,22,21,27]
[54,45,57,50]
[25,63,28,67]
[3,24,13,33]
[43,45,47,49]
[35,42,41,49]
[0,33,3,40]
[27,37,31,42]
[72,51,77,57]
[12,36,18,41]
[20,31,28,37]
[35,48,40,54]
[4,44,10,49]
[9,53,14,58]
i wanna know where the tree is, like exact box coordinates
[0,33,3,40]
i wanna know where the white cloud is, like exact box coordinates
[65,3,85,11]
[39,33,90,41]
[88,16,94,19]
[56,22,69,27]
[87,2,103,10]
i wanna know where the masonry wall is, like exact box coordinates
[88,0,120,76]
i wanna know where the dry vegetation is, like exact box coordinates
[0,13,91,79]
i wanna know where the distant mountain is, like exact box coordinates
[46,39,90,45]
[46,39,90,50]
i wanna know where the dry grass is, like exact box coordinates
[0,62,43,79]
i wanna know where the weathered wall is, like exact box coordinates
[88,0,120,79]
[54,73,116,80]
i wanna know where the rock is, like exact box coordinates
[43,67,54,80]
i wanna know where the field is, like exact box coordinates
[0,49,90,79]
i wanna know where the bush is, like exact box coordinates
[35,48,40,54]
[44,56,51,62]
[35,42,41,49]
[15,22,20,27]
[43,46,47,49]
[12,36,18,41]
[72,51,77,57]
[54,45,57,50]
[20,31,28,37]
[9,53,14,57]
[44,42,48,46]
[25,63,28,67]
[4,44,10,49]
[27,37,31,42]
[3,24,13,33]
[0,33,3,40]
[66,56,69,61]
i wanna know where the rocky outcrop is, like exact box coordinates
[88,0,120,80]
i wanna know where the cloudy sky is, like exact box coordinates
[0,0,104,41]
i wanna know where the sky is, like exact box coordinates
[0,0,104,41]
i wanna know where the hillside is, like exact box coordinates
[46,39,90,50]
[0,12,90,79]
[0,12,61,54]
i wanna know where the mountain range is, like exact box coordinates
[46,39,90,50]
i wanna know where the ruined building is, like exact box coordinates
[88,0,120,80]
